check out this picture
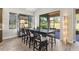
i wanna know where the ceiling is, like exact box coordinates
[48,11,60,16]
[25,8,39,12]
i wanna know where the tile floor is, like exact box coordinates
[0,37,79,51]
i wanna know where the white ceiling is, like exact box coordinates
[25,8,39,12]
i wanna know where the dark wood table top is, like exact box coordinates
[26,29,55,37]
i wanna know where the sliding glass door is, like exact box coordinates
[49,16,60,39]
[76,14,79,41]
[39,11,60,39]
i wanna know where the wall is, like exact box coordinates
[3,8,76,43]
[34,8,60,29]
[34,8,76,44]
[60,8,76,44]
[3,8,33,39]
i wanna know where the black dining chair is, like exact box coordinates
[28,31,35,48]
[48,31,56,49]
[24,30,30,45]
[21,28,28,45]
[21,28,25,42]
[33,33,48,51]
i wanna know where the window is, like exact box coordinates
[28,16,32,28]
[49,16,60,29]
[19,14,32,29]
[9,13,16,29]
[76,14,79,41]
[49,16,60,39]
[40,15,48,29]
[76,14,79,31]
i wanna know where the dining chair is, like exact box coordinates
[33,33,48,51]
[28,31,34,48]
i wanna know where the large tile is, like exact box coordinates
[0,37,79,51]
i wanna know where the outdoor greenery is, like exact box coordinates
[76,14,79,31]
[9,13,16,29]
[40,17,48,29]
[49,17,60,29]
[40,16,60,29]
[28,16,32,28]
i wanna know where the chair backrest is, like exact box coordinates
[34,33,41,41]
[37,34,41,41]
[26,30,30,36]
[29,31,34,37]
[21,28,26,36]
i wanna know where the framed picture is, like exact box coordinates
[9,13,16,29]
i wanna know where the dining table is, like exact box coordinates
[26,29,55,36]
[26,28,56,49]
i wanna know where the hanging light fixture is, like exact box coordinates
[19,19,25,28]
[24,23,28,28]
[20,19,25,24]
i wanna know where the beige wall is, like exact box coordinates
[60,8,76,44]
[34,8,60,29]
[3,8,33,39]
[2,8,76,43]
[34,8,76,44]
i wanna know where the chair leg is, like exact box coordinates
[22,37,23,42]
[51,38,53,48]
[24,38,25,44]
[22,36,24,42]
[33,41,35,51]
[54,39,56,45]
[46,46,48,51]
[33,40,37,51]
[29,38,31,48]
[39,43,41,51]
[26,39,27,45]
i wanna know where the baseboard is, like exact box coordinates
[3,35,18,40]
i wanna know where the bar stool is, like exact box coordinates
[21,28,28,45]
[48,32,56,49]
[25,30,30,45]
[33,33,48,51]
[21,28,25,43]
[29,31,34,48]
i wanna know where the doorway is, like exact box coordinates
[76,9,79,42]
[18,14,32,37]
[39,11,60,39]
[48,11,60,39]
[49,16,60,39]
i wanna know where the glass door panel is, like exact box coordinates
[40,15,48,30]
[76,14,79,41]
[49,16,60,39]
